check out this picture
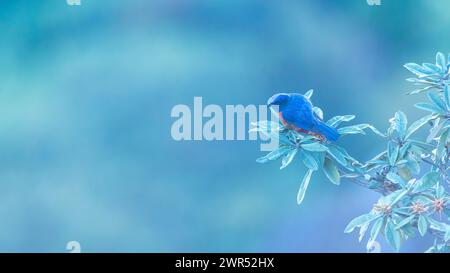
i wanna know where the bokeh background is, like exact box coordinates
[0,0,449,252]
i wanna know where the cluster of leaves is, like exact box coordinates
[254,53,450,252]
[405,52,450,95]
[252,89,383,205]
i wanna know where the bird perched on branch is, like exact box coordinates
[267,93,340,141]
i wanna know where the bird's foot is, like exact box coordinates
[309,132,326,142]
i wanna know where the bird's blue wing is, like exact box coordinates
[282,95,316,130]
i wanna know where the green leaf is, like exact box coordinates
[409,139,436,149]
[368,217,384,246]
[401,222,416,239]
[301,142,328,152]
[436,52,447,70]
[437,128,449,160]
[444,85,450,107]
[297,169,314,205]
[427,92,448,112]
[418,215,428,237]
[445,227,450,242]
[300,150,319,171]
[404,63,430,76]
[366,151,386,163]
[251,120,281,131]
[385,219,401,252]
[406,157,420,175]
[304,89,314,99]
[386,172,406,186]
[427,118,443,142]
[405,115,435,139]
[396,159,408,166]
[338,125,365,135]
[398,166,412,181]
[256,146,292,163]
[327,146,347,167]
[406,86,435,95]
[426,243,450,253]
[337,124,385,137]
[389,189,409,206]
[393,111,408,139]
[299,135,316,143]
[415,102,446,114]
[323,157,340,185]
[413,171,440,193]
[280,149,298,170]
[388,142,399,166]
[399,141,410,158]
[427,217,448,232]
[435,184,446,198]
[435,185,445,198]
[362,124,386,137]
[423,62,441,73]
[326,115,356,127]
[359,223,370,242]
[395,215,415,230]
[344,213,380,234]
[444,207,450,220]
[313,107,323,120]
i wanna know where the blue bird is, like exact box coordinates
[267,93,340,141]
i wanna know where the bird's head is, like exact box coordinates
[267,93,290,110]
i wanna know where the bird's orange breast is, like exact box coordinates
[279,111,325,140]
[279,112,288,126]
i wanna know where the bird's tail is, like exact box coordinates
[313,121,340,141]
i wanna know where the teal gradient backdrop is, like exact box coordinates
[0,0,449,252]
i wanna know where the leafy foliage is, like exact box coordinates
[252,89,383,205]
[404,52,450,95]
[254,52,450,252]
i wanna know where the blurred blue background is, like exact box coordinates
[0,0,449,252]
